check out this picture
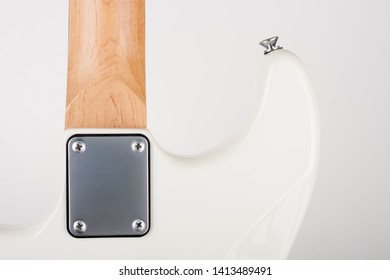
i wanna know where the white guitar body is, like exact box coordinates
[0,49,319,259]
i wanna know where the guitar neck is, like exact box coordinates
[66,0,146,129]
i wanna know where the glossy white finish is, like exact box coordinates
[0,50,319,259]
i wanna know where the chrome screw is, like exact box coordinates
[73,220,87,233]
[132,219,146,232]
[72,141,86,153]
[131,140,145,153]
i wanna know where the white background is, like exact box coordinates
[1,260,390,280]
[0,0,389,259]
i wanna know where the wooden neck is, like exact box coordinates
[66,0,146,129]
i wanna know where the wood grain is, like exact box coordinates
[66,0,146,129]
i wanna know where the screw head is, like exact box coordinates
[132,219,146,232]
[131,140,145,153]
[72,141,86,153]
[73,220,87,233]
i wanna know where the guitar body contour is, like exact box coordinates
[0,0,319,259]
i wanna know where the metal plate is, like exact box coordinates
[66,134,150,238]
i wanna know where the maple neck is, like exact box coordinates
[66,0,146,129]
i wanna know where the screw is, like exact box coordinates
[132,219,146,232]
[73,220,87,233]
[72,141,86,153]
[131,140,145,153]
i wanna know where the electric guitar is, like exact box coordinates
[0,0,319,259]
